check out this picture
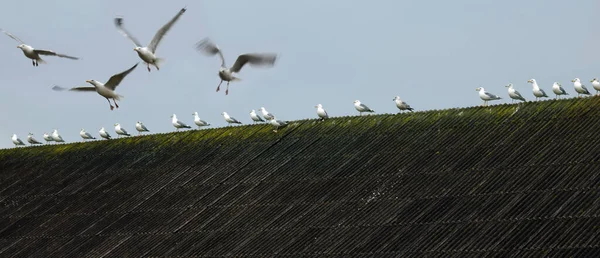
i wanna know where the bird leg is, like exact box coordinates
[114,99,119,109]
[226,81,230,95]
[32,59,36,66]
[147,63,151,72]
[216,80,223,92]
[106,98,114,110]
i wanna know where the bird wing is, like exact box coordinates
[540,89,548,97]
[359,103,372,111]
[195,38,227,67]
[33,49,79,59]
[17,139,24,145]
[114,17,144,48]
[1,29,25,44]
[52,85,96,92]
[177,121,189,127]
[560,87,569,95]
[105,63,139,90]
[148,7,186,53]
[141,124,149,131]
[31,138,42,144]
[485,92,500,99]
[230,53,277,73]
[514,91,526,100]
[582,85,590,94]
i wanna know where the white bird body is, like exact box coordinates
[505,84,526,103]
[171,114,192,130]
[552,82,568,99]
[11,134,25,147]
[353,100,375,115]
[527,79,549,100]
[193,112,210,128]
[250,109,265,123]
[270,117,289,133]
[114,123,131,137]
[315,104,329,120]
[222,112,242,125]
[572,78,591,97]
[591,78,600,95]
[1,29,79,66]
[80,129,96,140]
[43,133,53,143]
[99,127,112,140]
[475,87,501,106]
[259,107,275,121]
[27,133,42,145]
[136,121,150,135]
[51,129,64,142]
[393,96,414,112]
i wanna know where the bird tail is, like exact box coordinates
[408,108,414,111]
[185,125,191,128]
[37,58,47,64]
[232,76,241,82]
[114,94,124,101]
[154,58,165,69]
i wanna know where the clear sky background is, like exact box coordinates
[1,0,599,148]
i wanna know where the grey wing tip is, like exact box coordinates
[114,17,124,27]
[52,85,66,91]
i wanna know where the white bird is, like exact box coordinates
[99,127,112,140]
[1,29,79,66]
[527,79,549,100]
[475,87,502,106]
[552,82,568,99]
[114,123,131,137]
[80,129,96,140]
[195,37,278,95]
[393,96,414,112]
[259,107,275,121]
[315,104,329,120]
[114,8,186,72]
[171,114,192,131]
[135,121,150,135]
[571,78,591,97]
[270,117,289,133]
[43,132,54,143]
[250,109,265,123]
[52,63,138,110]
[192,112,210,128]
[27,133,43,145]
[353,100,375,115]
[51,129,65,142]
[222,112,242,125]
[591,78,600,95]
[505,83,526,103]
[11,134,25,147]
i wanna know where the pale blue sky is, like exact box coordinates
[1,0,599,148]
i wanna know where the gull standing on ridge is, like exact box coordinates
[1,29,79,66]
[505,83,526,103]
[250,110,265,123]
[591,78,600,95]
[27,133,43,145]
[193,112,210,128]
[43,132,54,143]
[475,87,501,106]
[527,79,549,101]
[114,8,186,72]
[571,78,591,98]
[315,104,329,120]
[222,112,242,125]
[393,96,414,112]
[114,123,131,137]
[552,82,568,99]
[52,129,65,142]
[99,127,112,140]
[259,107,275,121]
[171,114,192,131]
[195,37,278,95]
[270,117,289,133]
[135,121,150,135]
[11,134,25,147]
[80,129,96,140]
[354,100,375,115]
[52,63,138,110]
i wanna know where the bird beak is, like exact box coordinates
[85,80,91,83]
[572,79,575,82]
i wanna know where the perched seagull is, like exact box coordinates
[27,133,43,145]
[250,109,265,123]
[11,134,25,147]
[393,96,414,112]
[114,7,186,72]
[114,123,131,137]
[527,79,549,101]
[171,114,192,131]
[195,37,278,95]
[591,78,600,95]
[353,100,375,115]
[505,83,526,103]
[315,104,329,120]
[52,63,138,110]
[259,107,275,121]
[1,29,79,66]
[135,121,150,135]
[475,87,502,106]
[52,129,65,142]
[80,129,96,140]
[192,112,210,128]
[43,132,54,143]
[222,112,242,125]
[270,117,289,133]
[571,78,591,98]
[99,127,112,140]
[552,82,568,99]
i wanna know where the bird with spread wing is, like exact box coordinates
[1,28,79,66]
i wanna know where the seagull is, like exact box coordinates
[475,87,502,106]
[11,134,25,147]
[250,109,265,123]
[52,63,138,110]
[571,78,591,98]
[192,112,210,128]
[80,129,96,140]
[505,83,526,103]
[393,96,414,112]
[527,79,549,101]
[52,129,65,142]
[222,112,242,125]
[27,133,43,145]
[195,37,278,95]
[552,82,568,99]
[114,123,131,137]
[315,104,329,120]
[270,117,289,133]
[591,78,600,95]
[43,132,54,143]
[171,114,192,131]
[135,121,150,135]
[114,7,186,72]
[1,29,79,66]
[259,107,275,121]
[353,100,375,115]
[99,127,112,140]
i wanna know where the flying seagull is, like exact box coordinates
[552,82,568,99]
[27,133,43,145]
[222,112,242,125]
[195,37,278,95]
[572,78,591,98]
[353,100,375,115]
[52,63,138,110]
[505,83,526,103]
[475,87,501,106]
[527,79,549,101]
[315,104,329,120]
[193,112,211,128]
[11,134,25,147]
[114,123,131,137]
[171,114,192,131]
[1,28,79,66]
[250,109,265,123]
[99,127,112,140]
[259,107,275,121]
[135,121,150,135]
[114,7,186,72]
[52,129,65,142]
[80,129,96,140]
[393,96,414,112]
